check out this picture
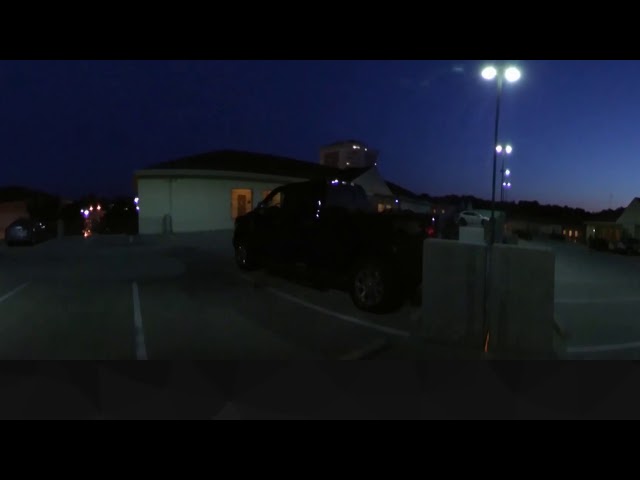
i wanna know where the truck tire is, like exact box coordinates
[350,261,400,313]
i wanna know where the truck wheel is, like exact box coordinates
[350,262,398,313]
[235,241,258,271]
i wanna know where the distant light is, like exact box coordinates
[364,148,368,151]
[97,205,101,211]
[481,66,497,80]
[317,200,322,206]
[505,169,511,177]
[395,199,399,203]
[136,206,140,211]
[134,197,139,204]
[502,182,507,187]
[507,182,512,188]
[505,145,513,154]
[331,179,339,184]
[441,209,444,214]
[89,206,93,211]
[505,66,521,83]
[432,217,435,222]
[346,162,350,166]
[496,145,503,153]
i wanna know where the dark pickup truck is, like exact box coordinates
[232,179,431,312]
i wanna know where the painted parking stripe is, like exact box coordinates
[132,282,148,360]
[235,272,411,337]
[267,287,411,338]
[556,297,640,304]
[0,283,29,304]
[567,340,640,354]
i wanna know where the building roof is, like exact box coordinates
[321,139,368,149]
[142,149,373,182]
[385,181,419,199]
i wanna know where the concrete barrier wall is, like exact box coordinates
[459,226,486,244]
[420,239,487,348]
[487,244,555,356]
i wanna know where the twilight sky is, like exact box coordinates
[1,60,638,211]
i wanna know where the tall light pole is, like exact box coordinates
[481,65,521,245]
[496,144,512,202]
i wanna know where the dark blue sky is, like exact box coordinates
[2,60,638,211]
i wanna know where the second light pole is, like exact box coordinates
[496,143,512,202]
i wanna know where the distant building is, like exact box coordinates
[319,140,379,169]
[134,149,430,234]
[586,196,640,243]
[616,197,640,239]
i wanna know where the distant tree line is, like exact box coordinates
[0,186,137,235]
[420,193,625,225]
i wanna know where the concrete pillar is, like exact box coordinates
[420,239,487,349]
[459,226,485,245]
[487,244,555,356]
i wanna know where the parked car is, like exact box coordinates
[456,210,489,227]
[232,180,429,312]
[4,218,51,246]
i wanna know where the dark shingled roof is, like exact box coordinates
[143,149,370,182]
[385,181,420,200]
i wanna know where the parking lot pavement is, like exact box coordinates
[0,279,135,359]
[137,245,415,359]
[8,232,640,360]
[0,234,419,360]
[532,240,640,359]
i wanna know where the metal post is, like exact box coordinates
[500,158,505,203]
[489,76,503,245]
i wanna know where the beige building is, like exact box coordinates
[319,140,379,169]
[134,150,431,234]
[586,197,640,243]
[616,197,640,239]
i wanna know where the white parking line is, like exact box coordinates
[266,287,411,338]
[132,282,148,360]
[235,272,411,337]
[567,340,640,354]
[556,297,640,304]
[0,283,29,304]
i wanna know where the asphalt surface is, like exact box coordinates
[547,239,640,359]
[0,232,424,360]
[1,233,638,360]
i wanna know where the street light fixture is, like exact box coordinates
[496,143,513,203]
[481,64,521,244]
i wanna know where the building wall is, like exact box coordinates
[354,167,393,197]
[616,198,640,239]
[137,177,292,234]
[398,198,431,214]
